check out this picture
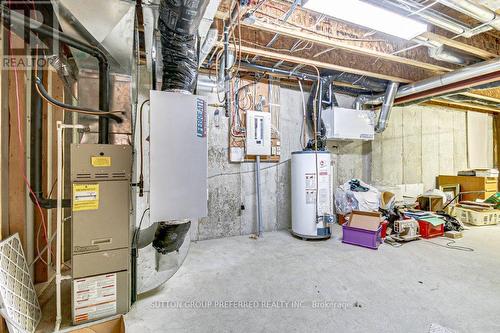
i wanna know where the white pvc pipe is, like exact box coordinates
[55,121,84,332]
[47,69,53,268]
[55,121,63,332]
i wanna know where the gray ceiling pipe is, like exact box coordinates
[354,56,500,131]
[436,0,500,31]
[396,56,500,98]
[373,54,500,103]
[374,82,399,133]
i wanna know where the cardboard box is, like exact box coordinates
[348,211,382,231]
[445,231,463,239]
[417,195,443,212]
[66,315,125,333]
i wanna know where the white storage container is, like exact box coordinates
[453,207,499,226]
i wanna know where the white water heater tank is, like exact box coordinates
[291,151,333,239]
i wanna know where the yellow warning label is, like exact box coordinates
[91,156,111,167]
[73,184,99,211]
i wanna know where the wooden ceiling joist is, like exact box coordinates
[470,87,500,100]
[217,42,411,83]
[427,100,500,114]
[243,20,453,74]
[462,92,500,104]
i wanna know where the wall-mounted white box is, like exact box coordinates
[149,90,208,222]
[245,111,271,156]
[321,107,375,141]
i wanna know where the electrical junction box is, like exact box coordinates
[246,110,272,156]
[321,107,375,141]
[70,144,132,325]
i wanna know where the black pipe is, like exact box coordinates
[3,6,111,143]
[31,65,70,208]
[151,29,157,90]
[98,60,110,144]
[317,79,323,141]
[130,247,137,304]
[34,77,123,122]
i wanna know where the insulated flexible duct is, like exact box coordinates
[158,0,210,93]
[305,77,339,150]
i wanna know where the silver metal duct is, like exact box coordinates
[397,56,500,98]
[425,43,482,65]
[353,82,399,133]
[51,0,135,74]
[437,0,500,31]
[355,56,500,114]
[375,82,399,133]
[353,94,384,110]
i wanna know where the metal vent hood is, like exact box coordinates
[51,0,135,74]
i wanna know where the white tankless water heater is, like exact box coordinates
[291,151,333,239]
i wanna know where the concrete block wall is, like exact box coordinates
[193,81,495,241]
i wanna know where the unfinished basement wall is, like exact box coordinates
[194,81,305,240]
[371,105,494,191]
[195,80,494,241]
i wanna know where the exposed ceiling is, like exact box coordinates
[475,0,500,11]
[207,0,500,112]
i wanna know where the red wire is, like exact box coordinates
[7,1,50,252]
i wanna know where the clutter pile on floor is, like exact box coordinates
[335,175,500,250]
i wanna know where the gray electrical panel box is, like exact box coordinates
[70,144,132,325]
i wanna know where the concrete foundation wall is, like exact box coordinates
[192,83,495,241]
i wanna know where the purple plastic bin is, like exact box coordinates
[342,225,382,250]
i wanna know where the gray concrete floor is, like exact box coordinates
[125,224,500,333]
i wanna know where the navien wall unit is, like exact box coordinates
[149,90,208,222]
[70,144,132,325]
[245,111,272,156]
[321,107,375,140]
